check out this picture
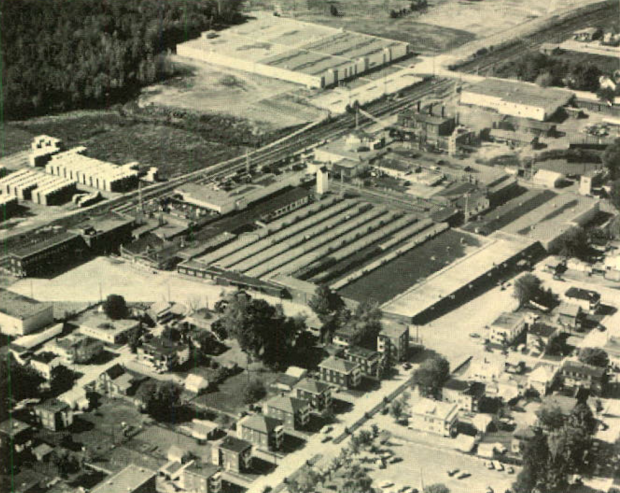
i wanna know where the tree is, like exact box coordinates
[609,179,620,211]
[598,86,617,105]
[309,285,346,342]
[104,294,128,320]
[553,226,589,259]
[218,291,305,369]
[535,72,553,87]
[338,463,373,493]
[412,355,450,399]
[289,467,323,493]
[0,354,44,422]
[389,399,404,421]
[194,331,220,355]
[329,4,339,16]
[243,379,267,405]
[136,380,182,421]
[603,138,620,180]
[512,430,551,493]
[348,301,382,349]
[579,347,609,368]
[513,274,543,308]
[536,404,565,431]
[424,484,450,493]
[162,326,182,342]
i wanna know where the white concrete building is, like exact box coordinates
[533,169,564,188]
[409,398,458,437]
[0,288,54,336]
[316,166,329,195]
[489,312,527,345]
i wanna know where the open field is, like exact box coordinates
[11,110,247,179]
[139,56,324,133]
[339,230,482,304]
[0,126,34,158]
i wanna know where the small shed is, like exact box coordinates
[185,373,209,394]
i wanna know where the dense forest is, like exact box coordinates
[1,0,243,119]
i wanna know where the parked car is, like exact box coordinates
[457,472,470,479]
[320,425,333,434]
[507,466,515,474]
[492,461,504,471]
[380,480,394,489]
[447,469,459,477]
[321,435,332,443]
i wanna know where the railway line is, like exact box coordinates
[2,0,617,256]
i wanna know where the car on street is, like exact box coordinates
[320,425,333,434]
[469,332,480,339]
[486,461,494,470]
[402,362,412,370]
[507,466,515,474]
[389,456,402,464]
[321,435,332,443]
[447,469,459,476]
[380,480,394,489]
[457,472,470,479]
[486,487,494,493]
[492,460,504,471]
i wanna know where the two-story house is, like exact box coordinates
[332,327,355,347]
[556,302,582,331]
[264,396,310,430]
[96,364,146,397]
[237,415,284,451]
[561,360,606,395]
[344,346,381,378]
[526,323,558,354]
[52,334,103,364]
[30,351,62,380]
[34,399,74,431]
[181,462,221,493]
[441,379,486,412]
[318,356,361,389]
[564,287,600,314]
[0,419,33,456]
[212,436,252,473]
[489,312,527,345]
[293,378,332,412]
[137,337,189,372]
[409,398,459,437]
[377,323,409,364]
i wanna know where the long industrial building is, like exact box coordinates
[460,78,574,122]
[177,14,409,89]
[46,147,139,193]
[0,169,77,205]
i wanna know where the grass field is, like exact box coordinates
[338,229,482,304]
[0,126,34,158]
[11,110,246,179]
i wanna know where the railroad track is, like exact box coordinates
[2,0,616,253]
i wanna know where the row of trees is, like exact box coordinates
[496,52,604,92]
[1,0,243,119]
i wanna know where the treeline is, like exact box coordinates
[496,52,603,92]
[1,0,243,119]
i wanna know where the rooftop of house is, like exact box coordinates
[0,419,31,437]
[0,288,53,320]
[565,287,600,303]
[80,312,139,333]
[36,399,70,414]
[540,394,580,416]
[294,377,331,394]
[142,336,187,355]
[603,336,620,357]
[491,312,525,330]
[91,464,156,493]
[55,333,101,350]
[239,414,283,434]
[319,356,359,374]
[443,379,486,397]
[345,345,380,360]
[411,397,458,420]
[32,443,54,457]
[184,461,220,479]
[558,302,581,318]
[379,322,409,340]
[528,323,557,339]
[31,351,58,364]
[266,395,309,415]
[219,435,252,454]
[562,360,606,378]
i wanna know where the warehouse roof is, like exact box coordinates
[0,288,53,320]
[10,232,81,260]
[91,464,155,493]
[464,78,574,110]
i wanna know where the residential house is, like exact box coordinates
[52,333,103,364]
[212,436,252,473]
[293,378,332,411]
[603,336,620,370]
[181,462,222,493]
[561,359,606,395]
[91,464,156,493]
[34,399,73,431]
[528,364,558,396]
[189,420,220,442]
[526,323,558,353]
[469,357,504,383]
[60,387,90,411]
[511,425,536,457]
[0,419,33,455]
[271,366,307,393]
[564,287,600,314]
[185,373,209,394]
[30,351,62,380]
[318,356,362,389]
[333,327,355,347]
[137,337,190,372]
[237,415,284,451]
[79,313,140,344]
[96,364,145,398]
[168,445,191,464]
[149,301,175,325]
[264,395,310,430]
[556,302,582,331]
[409,398,458,437]
[489,312,527,345]
[377,322,409,363]
[32,443,54,462]
[441,379,486,412]
[344,345,381,378]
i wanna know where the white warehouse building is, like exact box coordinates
[460,78,574,122]
[0,288,54,336]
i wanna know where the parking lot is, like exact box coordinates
[366,435,516,493]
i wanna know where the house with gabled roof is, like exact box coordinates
[293,378,332,411]
[237,414,283,451]
[318,356,361,389]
